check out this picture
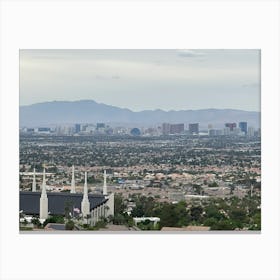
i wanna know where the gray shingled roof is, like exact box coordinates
[20,191,107,215]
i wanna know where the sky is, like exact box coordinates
[20,49,260,112]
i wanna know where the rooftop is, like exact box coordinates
[20,191,108,216]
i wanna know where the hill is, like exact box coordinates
[19,100,260,128]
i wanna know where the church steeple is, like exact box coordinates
[70,165,76,193]
[81,172,90,217]
[40,167,48,219]
[32,168,36,192]
[103,169,107,196]
[41,168,47,197]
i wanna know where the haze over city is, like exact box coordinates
[20,49,260,112]
[19,49,261,233]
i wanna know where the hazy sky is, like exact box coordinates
[20,49,260,111]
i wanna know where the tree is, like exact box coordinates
[204,205,224,221]
[43,215,64,227]
[64,199,74,219]
[65,220,75,230]
[31,217,41,228]
[131,195,156,217]
[190,206,203,222]
[208,182,218,188]
[229,208,248,226]
[159,203,177,227]
[114,194,125,215]
[203,217,218,227]
[174,201,189,227]
[131,205,144,217]
[250,212,261,230]
[211,220,235,230]
[113,214,126,225]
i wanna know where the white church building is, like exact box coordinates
[20,166,114,227]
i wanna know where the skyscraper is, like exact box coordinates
[97,123,105,129]
[170,123,184,134]
[248,127,255,137]
[225,123,236,131]
[75,124,81,133]
[189,123,199,134]
[239,122,247,135]
[162,123,171,135]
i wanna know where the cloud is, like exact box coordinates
[177,49,206,58]
[112,75,120,79]
[94,75,120,80]
[242,82,260,88]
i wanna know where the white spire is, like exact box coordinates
[70,165,76,193]
[84,171,88,198]
[81,171,90,216]
[103,169,107,196]
[32,168,36,192]
[40,167,48,219]
[41,168,47,197]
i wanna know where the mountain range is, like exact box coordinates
[19,100,260,129]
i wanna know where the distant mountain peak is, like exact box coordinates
[20,100,260,128]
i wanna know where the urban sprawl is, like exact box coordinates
[19,121,261,231]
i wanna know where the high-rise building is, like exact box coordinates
[75,124,81,133]
[239,122,247,135]
[97,123,105,129]
[225,123,236,131]
[189,123,199,134]
[223,127,230,135]
[162,123,171,135]
[248,127,255,137]
[170,123,184,134]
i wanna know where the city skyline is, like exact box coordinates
[20,49,260,112]
[19,49,262,232]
